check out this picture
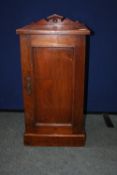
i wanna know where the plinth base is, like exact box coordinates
[24,133,86,147]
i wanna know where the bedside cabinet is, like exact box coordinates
[16,14,90,146]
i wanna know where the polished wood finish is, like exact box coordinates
[16,14,90,146]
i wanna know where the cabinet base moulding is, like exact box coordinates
[24,133,86,146]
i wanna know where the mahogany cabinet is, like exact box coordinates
[16,14,90,146]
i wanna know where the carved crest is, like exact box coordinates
[34,14,85,30]
[46,14,64,23]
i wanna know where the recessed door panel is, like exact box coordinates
[32,47,74,124]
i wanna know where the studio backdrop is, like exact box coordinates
[0,0,117,112]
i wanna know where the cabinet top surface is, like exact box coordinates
[16,14,90,35]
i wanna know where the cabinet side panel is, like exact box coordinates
[73,36,86,133]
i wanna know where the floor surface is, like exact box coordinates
[0,113,117,175]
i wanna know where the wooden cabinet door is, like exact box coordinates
[31,47,74,134]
